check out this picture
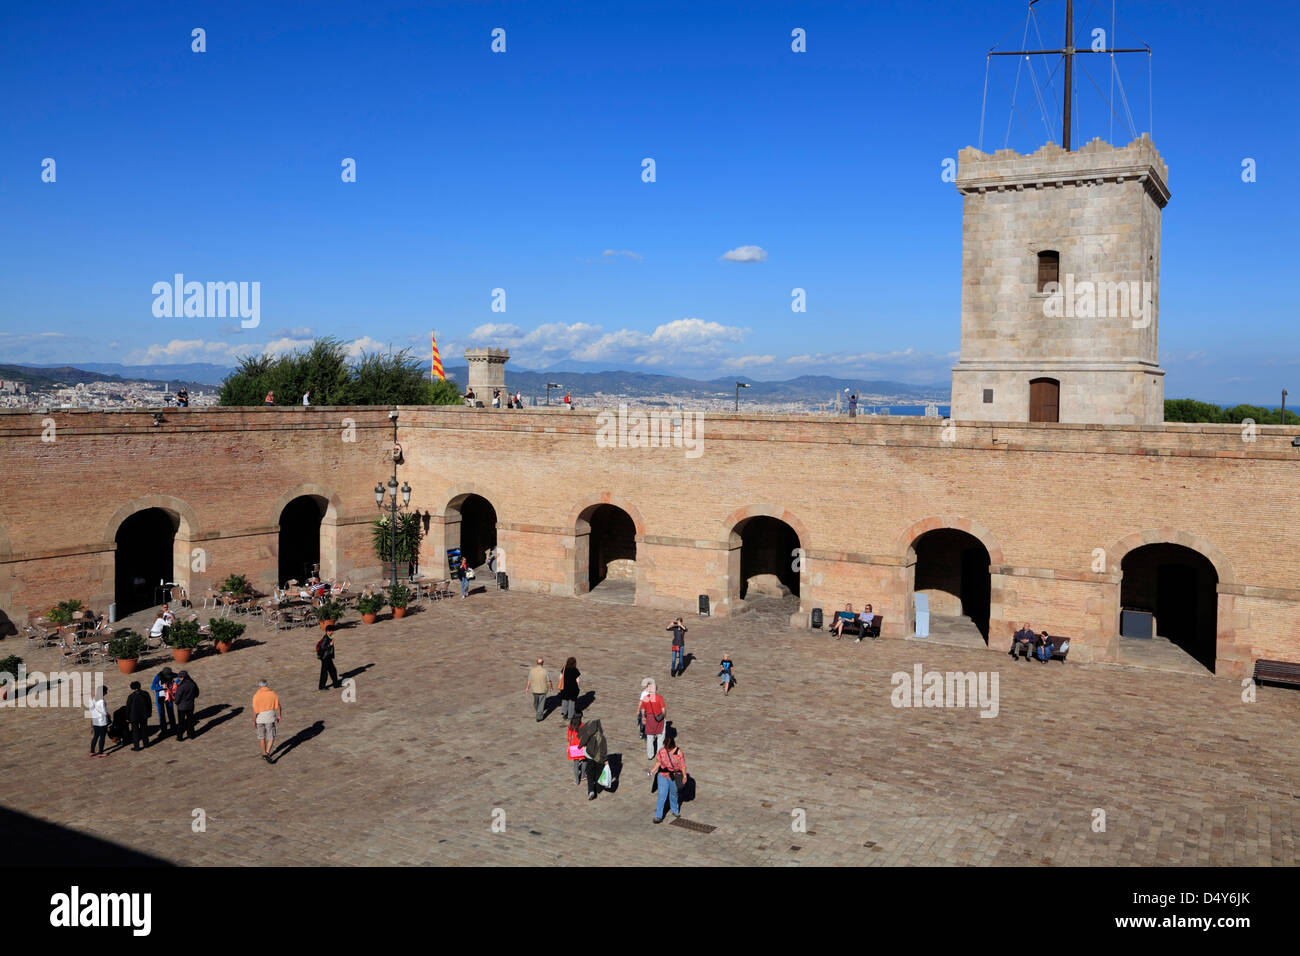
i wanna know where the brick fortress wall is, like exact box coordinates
[1,404,1297,678]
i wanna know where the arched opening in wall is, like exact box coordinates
[115,509,179,618]
[912,529,991,644]
[1119,544,1218,674]
[446,494,498,572]
[278,496,327,586]
[728,516,800,621]
[575,504,636,603]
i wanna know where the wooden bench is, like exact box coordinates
[1012,635,1072,662]
[1253,659,1300,690]
[838,615,883,640]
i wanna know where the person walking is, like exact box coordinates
[252,679,283,762]
[667,618,687,676]
[173,671,199,740]
[458,555,471,598]
[316,626,342,690]
[566,716,594,797]
[525,658,553,722]
[87,685,109,758]
[638,679,666,760]
[718,654,735,694]
[151,666,176,738]
[652,732,688,823]
[125,681,152,750]
[559,657,581,720]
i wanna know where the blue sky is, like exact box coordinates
[0,0,1295,401]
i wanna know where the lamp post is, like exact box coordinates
[546,383,561,406]
[1282,388,1289,427]
[375,411,413,590]
[735,381,750,411]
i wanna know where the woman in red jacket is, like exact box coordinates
[566,716,597,800]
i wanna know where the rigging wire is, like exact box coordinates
[978,55,992,151]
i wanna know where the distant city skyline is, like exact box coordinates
[1,1,1295,405]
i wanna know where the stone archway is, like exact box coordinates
[104,495,200,616]
[569,495,647,602]
[1104,529,1237,674]
[720,505,811,617]
[898,516,1006,642]
[270,485,344,585]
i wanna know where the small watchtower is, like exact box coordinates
[465,348,509,398]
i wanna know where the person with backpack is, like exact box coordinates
[638,679,666,760]
[173,671,199,741]
[316,626,341,690]
[125,680,153,750]
[652,732,688,823]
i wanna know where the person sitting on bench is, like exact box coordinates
[1035,630,1055,662]
[855,604,876,643]
[830,603,855,639]
[1008,622,1034,659]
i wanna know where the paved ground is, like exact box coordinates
[2,583,1298,866]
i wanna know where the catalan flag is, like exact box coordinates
[431,330,445,381]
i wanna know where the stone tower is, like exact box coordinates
[950,134,1170,425]
[465,347,509,397]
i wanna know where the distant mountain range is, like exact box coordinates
[0,363,216,391]
[439,365,949,403]
[1,360,951,402]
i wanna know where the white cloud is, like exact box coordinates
[720,245,768,263]
[126,339,258,364]
[601,249,643,261]
[724,354,777,369]
[572,318,747,367]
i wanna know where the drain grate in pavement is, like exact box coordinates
[670,818,716,834]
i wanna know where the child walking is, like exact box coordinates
[718,654,735,694]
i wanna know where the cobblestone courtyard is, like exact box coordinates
[3,587,1298,866]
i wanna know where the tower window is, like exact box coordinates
[982,389,994,404]
[1037,250,1060,292]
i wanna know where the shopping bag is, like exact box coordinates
[597,762,613,789]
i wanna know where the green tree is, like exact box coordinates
[218,339,463,406]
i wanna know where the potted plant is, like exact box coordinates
[47,599,84,625]
[209,618,246,654]
[170,619,202,663]
[220,573,250,596]
[356,593,384,625]
[107,631,147,674]
[315,598,346,631]
[388,583,411,619]
[0,655,23,700]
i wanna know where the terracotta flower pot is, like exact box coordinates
[215,641,233,654]
[117,658,139,675]
[391,607,407,619]
[172,647,193,664]
[319,619,336,632]
[361,613,377,625]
